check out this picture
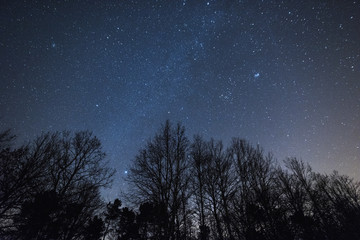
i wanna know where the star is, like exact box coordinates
[1,0,359,199]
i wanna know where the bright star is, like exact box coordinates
[254,73,260,78]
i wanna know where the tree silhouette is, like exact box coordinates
[103,198,122,240]
[137,201,169,240]
[0,130,114,239]
[127,120,190,239]
[0,130,46,236]
[17,190,62,239]
[190,135,209,240]
[116,207,139,240]
[84,216,104,240]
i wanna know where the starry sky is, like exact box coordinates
[1,0,359,199]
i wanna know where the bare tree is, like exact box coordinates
[189,135,210,240]
[281,158,360,240]
[127,120,190,240]
[227,138,287,240]
[203,139,224,240]
[0,130,47,236]
[0,130,114,239]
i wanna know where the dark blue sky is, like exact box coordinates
[1,0,359,199]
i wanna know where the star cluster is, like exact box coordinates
[1,0,359,198]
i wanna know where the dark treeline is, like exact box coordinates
[0,130,114,240]
[1,121,360,240]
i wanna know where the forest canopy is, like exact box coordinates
[1,121,360,240]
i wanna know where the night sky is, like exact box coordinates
[1,0,359,199]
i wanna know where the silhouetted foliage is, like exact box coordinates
[137,201,170,240]
[84,216,104,240]
[17,190,62,239]
[103,198,122,239]
[116,207,139,240]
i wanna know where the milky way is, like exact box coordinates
[1,0,359,199]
